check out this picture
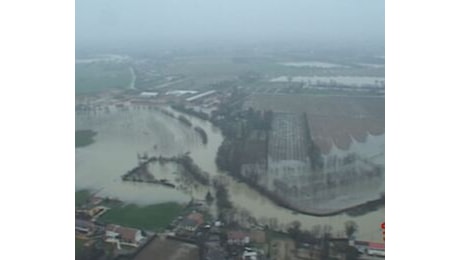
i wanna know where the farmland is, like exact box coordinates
[130,54,384,93]
[245,94,384,153]
[242,94,384,213]
[98,202,184,231]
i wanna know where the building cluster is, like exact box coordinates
[75,195,153,260]
[76,87,232,120]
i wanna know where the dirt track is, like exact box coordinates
[134,236,199,260]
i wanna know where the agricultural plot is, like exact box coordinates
[98,203,183,231]
[244,94,384,213]
[268,113,308,162]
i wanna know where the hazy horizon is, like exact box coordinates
[76,0,384,52]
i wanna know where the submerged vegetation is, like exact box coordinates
[194,126,208,144]
[75,130,97,148]
[171,104,210,121]
[122,154,210,186]
[75,61,132,94]
[213,181,233,217]
[177,155,210,185]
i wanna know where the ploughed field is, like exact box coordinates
[243,94,384,214]
[245,94,384,155]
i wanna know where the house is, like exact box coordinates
[87,206,105,217]
[139,92,159,98]
[227,231,250,245]
[76,219,96,235]
[187,212,204,224]
[250,230,266,244]
[165,90,198,96]
[186,90,216,102]
[105,224,144,247]
[179,218,200,233]
[179,212,204,232]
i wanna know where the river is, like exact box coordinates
[75,105,384,242]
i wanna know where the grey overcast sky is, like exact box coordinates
[76,0,384,49]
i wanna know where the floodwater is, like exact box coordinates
[76,105,384,242]
[278,61,346,68]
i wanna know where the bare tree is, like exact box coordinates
[311,225,322,239]
[345,221,358,239]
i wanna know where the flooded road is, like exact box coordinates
[76,106,384,242]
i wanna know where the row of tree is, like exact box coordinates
[177,155,210,186]
[286,220,360,260]
[212,179,233,218]
[177,115,192,127]
[194,126,208,144]
[171,104,210,121]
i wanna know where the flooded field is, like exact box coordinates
[269,76,384,87]
[76,105,384,242]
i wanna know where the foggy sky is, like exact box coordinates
[76,0,384,50]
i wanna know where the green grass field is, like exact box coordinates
[98,203,184,231]
[76,62,132,94]
[75,190,91,207]
[75,129,97,148]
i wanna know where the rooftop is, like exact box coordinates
[106,224,140,242]
[228,230,249,240]
[368,242,385,250]
[76,219,95,229]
